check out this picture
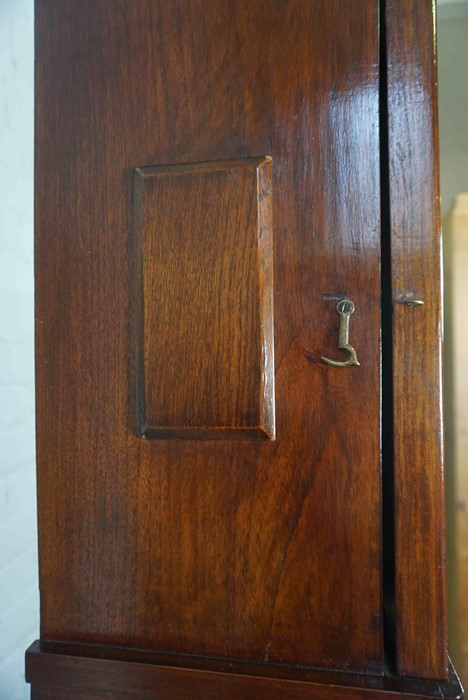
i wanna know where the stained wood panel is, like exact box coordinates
[135,158,275,440]
[385,0,448,679]
[34,0,382,674]
[26,642,464,700]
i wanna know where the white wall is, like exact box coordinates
[0,1,38,698]
[438,3,468,215]
[438,0,468,682]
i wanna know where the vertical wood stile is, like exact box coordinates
[386,0,448,679]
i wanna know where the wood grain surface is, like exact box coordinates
[385,0,448,679]
[136,157,275,440]
[26,641,464,700]
[34,0,381,676]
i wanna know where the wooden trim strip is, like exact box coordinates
[385,0,448,679]
[25,641,463,700]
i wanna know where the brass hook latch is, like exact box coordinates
[321,299,360,367]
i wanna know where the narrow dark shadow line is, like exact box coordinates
[379,0,397,674]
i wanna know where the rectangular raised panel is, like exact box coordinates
[135,157,275,440]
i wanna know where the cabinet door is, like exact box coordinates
[35,0,382,673]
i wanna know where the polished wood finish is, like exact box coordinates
[34,0,382,674]
[26,641,464,700]
[136,157,275,440]
[30,0,457,695]
[385,0,448,679]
